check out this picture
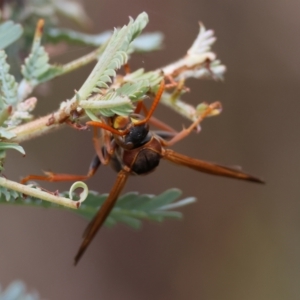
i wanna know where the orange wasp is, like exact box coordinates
[22,80,264,264]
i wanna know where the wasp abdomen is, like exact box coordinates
[131,149,161,175]
[122,135,162,175]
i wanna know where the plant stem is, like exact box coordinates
[10,114,62,143]
[0,177,82,209]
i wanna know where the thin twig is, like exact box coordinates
[0,177,83,209]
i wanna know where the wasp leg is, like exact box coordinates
[74,169,129,265]
[160,101,221,147]
[154,130,177,140]
[123,63,131,75]
[21,154,101,184]
[135,100,178,133]
[92,127,115,166]
[134,80,165,126]
[86,120,129,136]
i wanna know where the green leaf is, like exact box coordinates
[0,142,25,155]
[0,187,196,229]
[81,70,163,118]
[21,20,55,85]
[131,32,164,52]
[21,45,50,83]
[77,12,149,100]
[81,93,134,117]
[47,28,163,52]
[46,28,112,46]
[116,81,149,101]
[133,189,181,211]
[0,21,23,49]
[52,0,92,28]
[123,69,163,93]
[0,185,22,202]
[0,127,16,139]
[0,50,18,108]
[75,188,196,229]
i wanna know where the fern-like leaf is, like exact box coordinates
[83,94,133,118]
[21,27,50,84]
[21,44,51,84]
[0,50,18,108]
[0,187,195,229]
[75,188,196,229]
[77,12,149,100]
[0,50,26,153]
[124,68,163,89]
[81,69,162,118]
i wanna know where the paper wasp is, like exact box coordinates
[21,80,264,265]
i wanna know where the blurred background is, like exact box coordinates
[1,0,300,299]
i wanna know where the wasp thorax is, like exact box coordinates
[124,123,150,148]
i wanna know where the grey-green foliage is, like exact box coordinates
[78,12,165,119]
[74,188,195,229]
[0,12,161,123]
[0,21,37,160]
[21,12,162,92]
[47,28,164,52]
[0,281,39,300]
[21,24,62,85]
[0,185,21,201]
[0,186,195,229]
[0,50,25,158]
[77,12,149,100]
[118,68,163,99]
[0,51,18,109]
[84,69,162,118]
[21,42,51,83]
[0,21,23,50]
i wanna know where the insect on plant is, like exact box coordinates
[21,79,264,265]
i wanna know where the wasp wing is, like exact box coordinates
[74,169,129,265]
[163,149,264,184]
